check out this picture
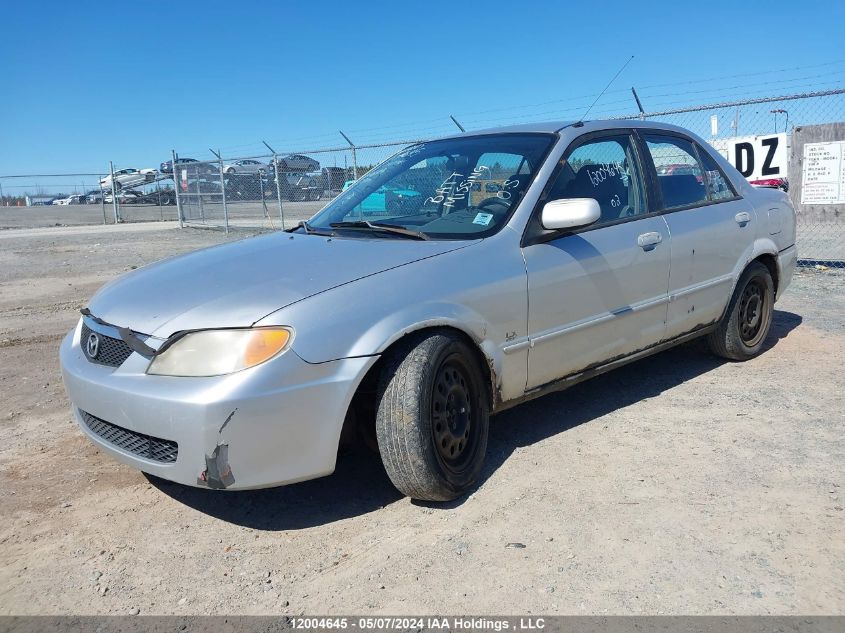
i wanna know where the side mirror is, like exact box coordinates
[540,198,601,231]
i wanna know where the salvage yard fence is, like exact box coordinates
[173,141,418,234]
[1,88,843,266]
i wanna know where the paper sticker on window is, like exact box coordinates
[473,212,494,226]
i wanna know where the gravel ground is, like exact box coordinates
[0,223,842,616]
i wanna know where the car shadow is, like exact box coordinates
[151,309,802,526]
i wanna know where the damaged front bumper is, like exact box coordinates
[60,320,375,490]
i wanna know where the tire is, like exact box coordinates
[309,189,322,201]
[375,331,490,501]
[226,167,235,174]
[707,261,774,361]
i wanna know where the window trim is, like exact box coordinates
[521,128,659,247]
[635,129,743,215]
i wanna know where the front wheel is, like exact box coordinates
[376,331,489,501]
[707,261,774,361]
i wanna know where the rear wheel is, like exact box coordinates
[376,331,489,501]
[707,261,774,360]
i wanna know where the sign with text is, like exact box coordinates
[801,140,845,205]
[710,133,788,180]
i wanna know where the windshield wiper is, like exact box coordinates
[285,220,334,236]
[329,220,429,240]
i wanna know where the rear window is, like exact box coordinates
[696,145,738,201]
[643,134,708,209]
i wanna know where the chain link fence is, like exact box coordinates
[174,143,416,232]
[167,89,843,265]
[2,88,842,265]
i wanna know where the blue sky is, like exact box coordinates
[2,0,843,177]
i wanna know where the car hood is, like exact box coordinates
[87,232,474,339]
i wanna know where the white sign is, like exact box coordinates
[801,141,845,205]
[709,133,788,180]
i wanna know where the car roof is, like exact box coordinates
[438,119,698,140]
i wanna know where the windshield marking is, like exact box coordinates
[427,165,490,209]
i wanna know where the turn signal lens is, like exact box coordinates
[244,328,291,366]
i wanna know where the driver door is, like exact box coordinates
[523,131,671,389]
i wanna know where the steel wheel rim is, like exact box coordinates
[431,357,476,471]
[739,278,768,346]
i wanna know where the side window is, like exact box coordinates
[643,134,708,209]
[546,134,647,225]
[696,145,737,201]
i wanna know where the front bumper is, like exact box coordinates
[60,321,375,490]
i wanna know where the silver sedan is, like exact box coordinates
[60,120,797,500]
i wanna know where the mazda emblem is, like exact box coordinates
[86,332,100,359]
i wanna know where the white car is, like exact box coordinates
[222,159,269,175]
[52,196,72,205]
[100,168,157,191]
[104,190,142,204]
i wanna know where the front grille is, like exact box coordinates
[80,410,178,463]
[80,322,134,367]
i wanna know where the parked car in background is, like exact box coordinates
[275,154,320,173]
[53,195,86,205]
[160,157,198,175]
[322,166,347,191]
[61,120,796,502]
[85,190,104,204]
[657,163,699,176]
[749,177,789,192]
[352,184,421,214]
[135,188,177,205]
[222,159,269,175]
[279,174,323,201]
[104,190,143,204]
[100,168,157,191]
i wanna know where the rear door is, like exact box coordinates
[522,130,671,389]
[639,132,753,339]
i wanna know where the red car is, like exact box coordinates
[749,178,789,192]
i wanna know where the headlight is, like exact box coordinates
[147,327,293,377]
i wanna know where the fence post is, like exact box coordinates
[109,161,119,223]
[172,150,184,228]
[217,152,229,235]
[99,182,106,224]
[273,154,285,229]
[155,178,163,221]
[339,131,358,180]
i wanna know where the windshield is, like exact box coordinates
[306,133,555,239]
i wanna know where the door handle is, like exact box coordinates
[637,231,663,249]
[735,212,751,225]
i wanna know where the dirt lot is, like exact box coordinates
[0,222,843,616]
